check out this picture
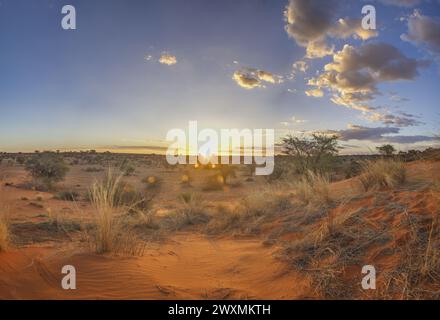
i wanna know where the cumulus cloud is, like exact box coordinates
[284,0,377,58]
[327,124,434,143]
[158,53,177,65]
[232,68,282,89]
[401,10,440,59]
[307,42,428,126]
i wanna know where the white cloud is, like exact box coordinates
[284,0,377,59]
[158,53,177,65]
[307,42,428,126]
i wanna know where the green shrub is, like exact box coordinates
[25,154,69,189]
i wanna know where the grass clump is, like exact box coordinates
[162,192,209,230]
[0,212,10,252]
[86,170,146,255]
[359,159,406,191]
[294,171,332,207]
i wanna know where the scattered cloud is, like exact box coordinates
[158,53,177,65]
[326,124,434,143]
[281,116,308,126]
[284,0,377,59]
[390,94,409,102]
[401,10,440,61]
[232,68,282,89]
[307,42,429,126]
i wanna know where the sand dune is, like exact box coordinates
[0,234,306,299]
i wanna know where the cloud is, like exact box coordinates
[290,60,309,78]
[158,53,177,65]
[284,0,377,58]
[305,88,324,97]
[232,71,262,89]
[401,10,440,59]
[329,18,378,41]
[327,124,434,143]
[378,0,422,7]
[307,42,429,126]
[232,68,282,89]
[281,116,308,126]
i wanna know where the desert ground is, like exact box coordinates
[0,151,439,299]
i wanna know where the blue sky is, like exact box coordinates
[0,0,439,153]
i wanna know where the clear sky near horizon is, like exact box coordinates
[1,0,440,154]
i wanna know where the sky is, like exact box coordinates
[0,0,440,154]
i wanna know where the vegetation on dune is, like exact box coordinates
[293,171,332,207]
[359,159,406,191]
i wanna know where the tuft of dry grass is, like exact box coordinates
[359,159,406,191]
[0,211,10,252]
[294,171,332,207]
[383,208,440,299]
[206,187,293,235]
[161,192,210,230]
[86,170,146,255]
[279,200,390,298]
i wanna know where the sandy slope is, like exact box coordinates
[0,234,305,299]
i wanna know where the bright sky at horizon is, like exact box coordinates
[1,0,440,154]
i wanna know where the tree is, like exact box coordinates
[376,144,395,156]
[25,154,69,189]
[281,133,339,174]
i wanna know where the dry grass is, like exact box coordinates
[86,170,146,255]
[0,211,10,252]
[161,192,210,230]
[206,187,293,235]
[280,202,391,298]
[382,209,440,299]
[294,171,332,207]
[359,159,406,191]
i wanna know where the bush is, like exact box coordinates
[25,154,69,189]
[202,175,224,191]
[55,191,80,201]
[281,133,339,174]
[359,159,406,191]
[144,175,161,190]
